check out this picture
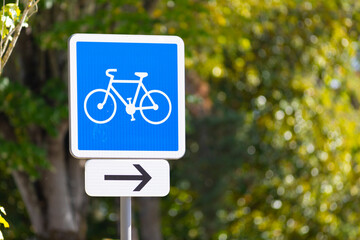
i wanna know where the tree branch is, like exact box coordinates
[12,171,45,235]
[1,0,40,73]
[1,28,16,56]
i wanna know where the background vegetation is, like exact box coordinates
[1,0,360,239]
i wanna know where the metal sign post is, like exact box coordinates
[121,197,131,240]
[68,33,185,240]
[85,159,169,239]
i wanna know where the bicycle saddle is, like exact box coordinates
[134,72,148,78]
[106,69,117,78]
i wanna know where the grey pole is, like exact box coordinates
[120,197,131,240]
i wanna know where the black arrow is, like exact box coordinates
[104,164,152,191]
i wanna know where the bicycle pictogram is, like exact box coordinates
[84,69,172,125]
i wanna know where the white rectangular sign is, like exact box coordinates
[85,159,170,197]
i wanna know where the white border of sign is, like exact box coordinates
[68,34,185,159]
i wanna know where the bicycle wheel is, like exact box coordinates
[84,89,117,124]
[140,90,172,125]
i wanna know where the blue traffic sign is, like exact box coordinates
[69,34,185,159]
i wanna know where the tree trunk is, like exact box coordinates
[137,198,163,240]
[3,24,88,240]
[10,127,87,240]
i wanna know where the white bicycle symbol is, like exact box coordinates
[84,69,172,125]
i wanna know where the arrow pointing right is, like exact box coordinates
[104,164,152,191]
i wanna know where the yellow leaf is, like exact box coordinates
[152,9,162,18]
[168,27,176,34]
[239,38,251,51]
[0,216,9,228]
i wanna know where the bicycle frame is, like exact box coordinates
[84,69,172,125]
[101,70,156,111]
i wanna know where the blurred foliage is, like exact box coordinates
[0,76,66,238]
[161,0,360,240]
[0,76,67,177]
[1,0,360,239]
[86,198,119,239]
[0,172,32,239]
